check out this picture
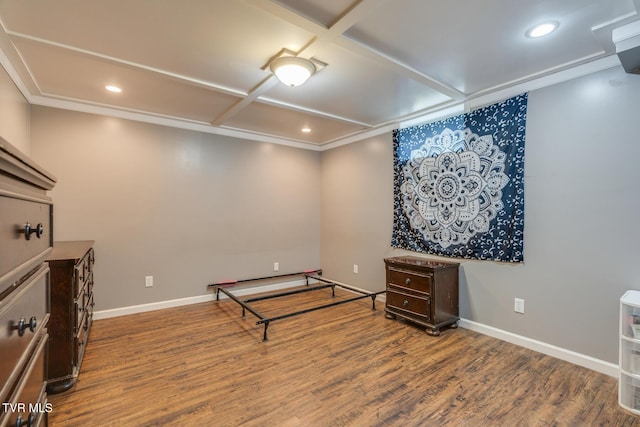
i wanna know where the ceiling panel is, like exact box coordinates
[0,0,638,146]
[13,38,241,123]
[262,42,452,125]
[345,0,638,94]
[0,0,317,92]
[273,0,358,27]
[223,101,368,144]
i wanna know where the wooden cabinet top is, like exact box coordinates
[48,240,95,262]
[384,256,459,271]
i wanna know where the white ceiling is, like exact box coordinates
[0,0,638,148]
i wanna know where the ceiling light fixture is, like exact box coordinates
[526,21,559,38]
[105,85,122,93]
[301,127,311,133]
[270,56,316,87]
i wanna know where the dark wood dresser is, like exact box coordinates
[384,256,460,336]
[46,240,95,394]
[0,137,56,426]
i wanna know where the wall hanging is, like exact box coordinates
[392,93,527,262]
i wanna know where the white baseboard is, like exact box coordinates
[458,318,618,378]
[93,283,617,378]
[93,279,309,320]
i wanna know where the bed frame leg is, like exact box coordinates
[263,322,269,341]
[370,295,377,310]
[242,307,246,317]
[331,285,335,297]
[216,288,220,301]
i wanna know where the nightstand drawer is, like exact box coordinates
[386,289,431,322]
[388,267,431,294]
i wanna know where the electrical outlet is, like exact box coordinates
[145,276,153,288]
[353,264,359,274]
[273,262,279,272]
[514,298,524,314]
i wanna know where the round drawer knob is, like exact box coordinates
[15,413,35,427]
[24,222,44,240]
[405,278,411,285]
[403,300,409,307]
[17,316,37,336]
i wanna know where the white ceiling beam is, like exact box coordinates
[235,0,463,125]
[211,75,280,126]
[214,0,390,126]
[328,0,390,35]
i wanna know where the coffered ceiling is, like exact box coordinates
[0,0,638,148]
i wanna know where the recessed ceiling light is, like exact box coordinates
[105,85,122,93]
[301,127,311,133]
[526,21,559,38]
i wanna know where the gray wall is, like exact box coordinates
[30,107,321,311]
[12,64,640,364]
[319,65,640,364]
[320,135,395,289]
[0,64,30,153]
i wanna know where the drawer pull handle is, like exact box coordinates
[403,300,409,307]
[405,278,411,285]
[15,412,35,427]
[24,222,44,240]
[17,316,37,336]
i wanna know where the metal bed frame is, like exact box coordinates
[208,270,384,341]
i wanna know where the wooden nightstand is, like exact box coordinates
[384,256,459,336]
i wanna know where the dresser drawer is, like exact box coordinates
[1,334,48,427]
[0,195,52,288]
[74,294,93,336]
[86,292,95,319]
[0,264,49,403]
[75,283,88,331]
[75,307,91,369]
[74,248,93,296]
[386,289,431,322]
[388,267,431,294]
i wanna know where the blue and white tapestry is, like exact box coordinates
[392,93,527,262]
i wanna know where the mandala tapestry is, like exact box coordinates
[392,93,527,262]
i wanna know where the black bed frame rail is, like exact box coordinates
[207,269,323,288]
[209,270,384,341]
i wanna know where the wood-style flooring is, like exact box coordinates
[48,286,640,426]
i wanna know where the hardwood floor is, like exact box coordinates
[48,286,639,426]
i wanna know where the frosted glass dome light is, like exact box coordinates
[270,56,316,87]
